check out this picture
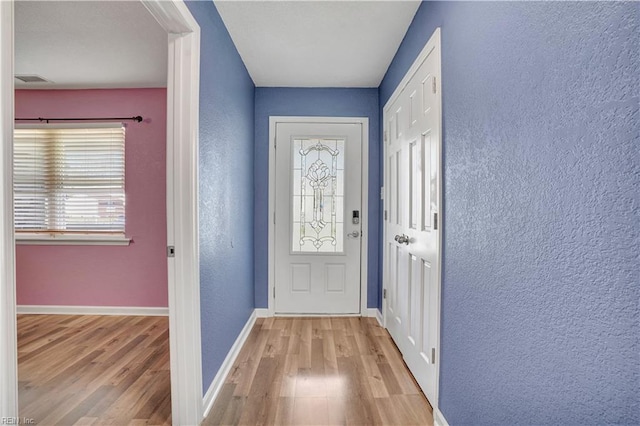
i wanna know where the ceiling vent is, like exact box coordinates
[15,75,51,83]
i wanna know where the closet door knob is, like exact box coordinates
[394,234,409,245]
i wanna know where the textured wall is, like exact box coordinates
[380,1,639,424]
[254,88,380,309]
[186,1,256,395]
[15,89,168,307]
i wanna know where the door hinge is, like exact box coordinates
[432,76,437,94]
[383,289,387,299]
[167,246,175,258]
[384,210,388,221]
[431,348,436,364]
[273,287,276,299]
[384,130,388,143]
[274,138,277,149]
[434,212,438,230]
[273,211,276,224]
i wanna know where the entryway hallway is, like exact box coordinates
[203,317,433,425]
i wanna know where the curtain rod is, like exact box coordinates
[15,116,143,123]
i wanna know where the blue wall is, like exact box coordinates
[380,1,639,424]
[186,1,256,395]
[254,88,381,309]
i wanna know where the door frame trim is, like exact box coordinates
[1,1,203,423]
[268,116,369,316]
[143,2,204,423]
[382,27,442,406]
[0,1,17,417]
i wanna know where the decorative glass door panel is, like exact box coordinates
[292,138,345,253]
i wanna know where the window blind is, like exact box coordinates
[14,124,126,234]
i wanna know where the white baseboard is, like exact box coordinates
[16,305,169,316]
[433,406,449,426]
[366,308,384,327]
[202,309,258,419]
[257,308,382,319]
[255,308,270,318]
[375,309,384,326]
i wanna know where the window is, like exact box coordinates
[291,138,345,253]
[13,124,127,243]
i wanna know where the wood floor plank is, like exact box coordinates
[273,396,295,426]
[202,383,237,426]
[298,319,313,369]
[310,338,324,376]
[218,395,247,426]
[321,329,338,375]
[286,318,302,355]
[146,391,172,426]
[327,396,347,425]
[378,334,422,395]
[18,314,171,425]
[292,397,329,426]
[233,325,270,397]
[295,368,327,398]
[263,327,286,358]
[52,384,114,426]
[378,362,404,395]
[237,356,282,424]
[362,354,390,398]
[279,354,298,398]
[333,328,354,358]
[203,316,433,426]
[72,417,99,426]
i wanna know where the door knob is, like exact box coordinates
[394,234,409,245]
[347,231,360,239]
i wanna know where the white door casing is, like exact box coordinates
[148,2,204,424]
[383,28,442,407]
[0,0,18,418]
[269,117,369,316]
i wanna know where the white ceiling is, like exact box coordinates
[214,0,421,87]
[14,1,420,89]
[14,1,167,89]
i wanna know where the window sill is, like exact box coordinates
[15,233,131,246]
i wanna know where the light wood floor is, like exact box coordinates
[203,317,433,426]
[17,314,171,426]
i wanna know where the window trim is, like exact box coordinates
[15,232,130,245]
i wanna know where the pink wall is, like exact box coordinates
[15,89,168,307]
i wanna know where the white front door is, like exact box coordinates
[384,29,442,405]
[274,121,362,314]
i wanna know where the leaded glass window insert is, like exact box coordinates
[292,138,345,253]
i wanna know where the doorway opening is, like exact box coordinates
[1,1,203,424]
